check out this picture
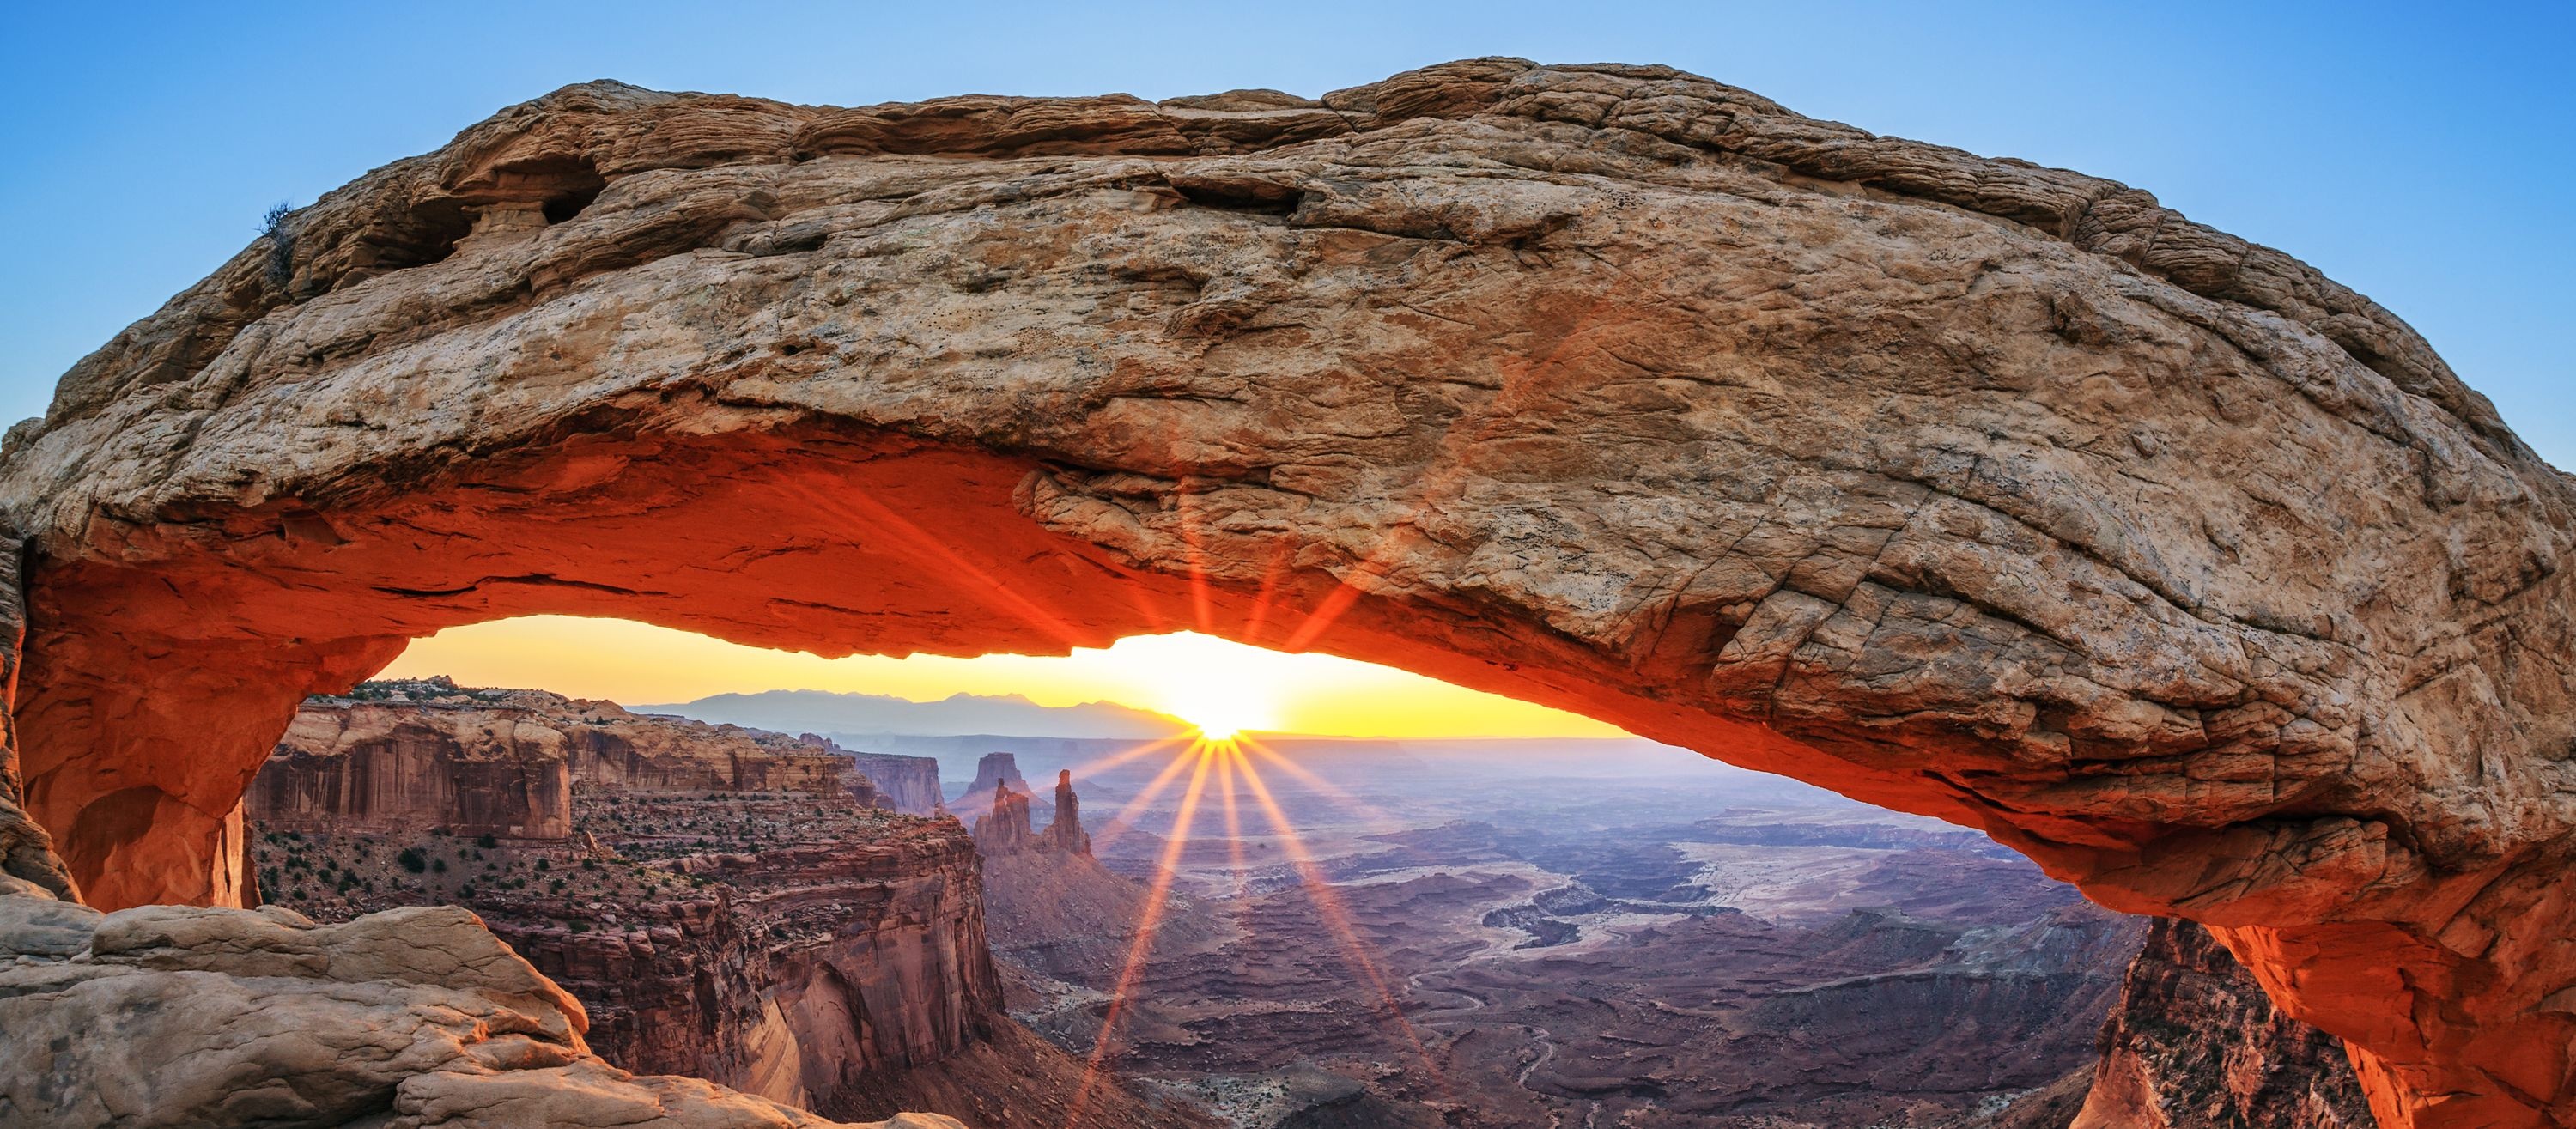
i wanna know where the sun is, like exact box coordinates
[1171,694,1264,742]
[1158,671,1276,742]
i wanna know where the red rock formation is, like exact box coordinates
[247,685,1200,1128]
[970,781,1036,857]
[5,60,2572,1125]
[1041,771,1088,856]
[2075,917,2374,1129]
[974,770,1091,859]
[252,677,866,838]
[252,683,574,840]
[962,755,1031,807]
[799,735,945,816]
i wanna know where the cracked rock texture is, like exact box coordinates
[0,58,2569,1126]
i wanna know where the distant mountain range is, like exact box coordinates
[639,689,1193,739]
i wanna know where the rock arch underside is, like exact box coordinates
[0,58,2568,1128]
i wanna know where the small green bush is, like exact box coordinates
[477,834,498,849]
[259,203,295,289]
[396,848,427,874]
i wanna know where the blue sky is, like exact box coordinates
[4,3,2567,466]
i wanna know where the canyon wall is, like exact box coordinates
[2075,918,2376,1129]
[243,682,1200,1129]
[962,754,1032,806]
[258,677,860,821]
[3,59,2571,1126]
[802,736,947,816]
[253,686,578,840]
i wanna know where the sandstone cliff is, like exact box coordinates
[254,678,579,840]
[246,682,1202,1129]
[258,677,864,833]
[4,58,2572,1126]
[800,734,947,816]
[962,754,1033,807]
[2073,918,2375,1129]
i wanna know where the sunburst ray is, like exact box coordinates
[1228,744,1446,1091]
[1064,739,1217,1126]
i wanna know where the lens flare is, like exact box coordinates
[1155,671,1276,742]
[1061,734,1444,1129]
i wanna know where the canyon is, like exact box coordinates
[975,740,2379,1128]
[0,57,2568,1126]
[242,678,1205,1129]
[795,733,949,816]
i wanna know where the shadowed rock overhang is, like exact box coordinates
[0,58,2569,1128]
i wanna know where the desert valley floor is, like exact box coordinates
[986,740,2139,1128]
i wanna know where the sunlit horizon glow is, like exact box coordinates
[377,616,1630,739]
[381,618,1628,742]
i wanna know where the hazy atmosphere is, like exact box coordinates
[386,620,1630,738]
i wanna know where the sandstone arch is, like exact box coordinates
[1,59,2568,1128]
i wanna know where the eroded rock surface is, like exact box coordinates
[247,683,1197,1129]
[963,754,1035,808]
[2075,917,2375,1129]
[0,887,965,1129]
[2,59,2570,1126]
[800,735,947,816]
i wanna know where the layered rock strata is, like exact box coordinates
[3,59,2571,1125]
[246,683,1195,1129]
[799,734,947,816]
[257,677,867,835]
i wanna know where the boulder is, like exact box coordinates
[0,888,966,1128]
